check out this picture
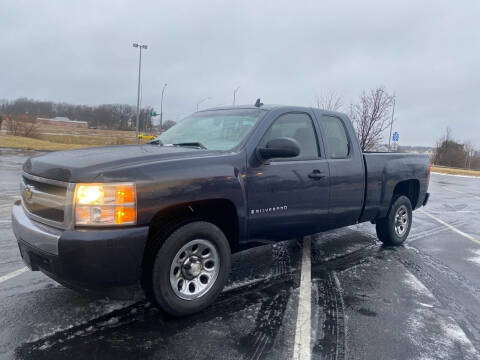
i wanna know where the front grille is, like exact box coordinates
[23,176,67,198]
[21,173,68,224]
[24,205,64,223]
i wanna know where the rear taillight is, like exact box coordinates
[427,163,432,184]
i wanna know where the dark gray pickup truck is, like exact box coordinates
[12,104,430,315]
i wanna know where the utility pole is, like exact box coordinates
[160,83,167,131]
[388,96,396,152]
[233,86,240,105]
[133,43,148,144]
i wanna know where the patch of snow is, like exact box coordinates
[402,271,479,360]
[406,310,479,360]
[403,271,436,301]
[442,320,475,348]
[417,302,434,308]
[99,316,119,327]
[38,341,51,351]
[224,275,274,292]
[467,249,480,265]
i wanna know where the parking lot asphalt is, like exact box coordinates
[1,148,480,359]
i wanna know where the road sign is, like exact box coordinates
[150,111,157,116]
[392,132,399,142]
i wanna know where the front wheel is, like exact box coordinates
[376,195,412,246]
[147,221,231,316]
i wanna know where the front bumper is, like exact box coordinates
[12,201,149,291]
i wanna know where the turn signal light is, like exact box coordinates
[115,206,136,224]
[116,185,135,204]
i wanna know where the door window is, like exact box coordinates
[260,113,319,160]
[322,116,349,158]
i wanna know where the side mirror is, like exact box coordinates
[257,137,300,161]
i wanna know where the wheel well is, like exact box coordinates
[393,179,420,208]
[146,199,239,256]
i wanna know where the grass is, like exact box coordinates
[0,134,94,151]
[0,130,151,151]
[36,133,135,145]
[431,165,480,177]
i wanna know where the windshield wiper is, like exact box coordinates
[172,142,207,149]
[149,139,163,145]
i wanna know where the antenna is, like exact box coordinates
[254,98,263,107]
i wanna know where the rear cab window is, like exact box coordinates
[321,116,350,158]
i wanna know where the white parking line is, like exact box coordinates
[0,267,28,284]
[292,236,311,360]
[420,210,480,246]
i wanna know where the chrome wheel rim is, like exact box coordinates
[170,239,220,300]
[394,205,409,236]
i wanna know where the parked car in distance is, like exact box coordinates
[12,102,430,316]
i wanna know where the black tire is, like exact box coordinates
[376,195,412,246]
[145,221,231,316]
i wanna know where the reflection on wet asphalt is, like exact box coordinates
[1,148,480,359]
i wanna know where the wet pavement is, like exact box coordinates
[1,148,480,359]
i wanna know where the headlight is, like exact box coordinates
[74,183,136,226]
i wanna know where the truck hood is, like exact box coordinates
[23,144,220,182]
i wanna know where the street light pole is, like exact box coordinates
[196,97,211,111]
[133,43,148,144]
[160,83,167,131]
[233,86,240,105]
[388,96,395,152]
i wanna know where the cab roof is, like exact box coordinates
[200,104,345,117]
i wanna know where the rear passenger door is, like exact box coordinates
[318,114,365,228]
[246,111,330,240]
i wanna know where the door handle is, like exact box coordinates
[308,170,325,180]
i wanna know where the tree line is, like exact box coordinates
[2,94,478,169]
[432,128,480,169]
[0,98,154,131]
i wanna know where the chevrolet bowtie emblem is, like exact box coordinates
[23,186,33,201]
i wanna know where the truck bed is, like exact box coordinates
[360,152,430,222]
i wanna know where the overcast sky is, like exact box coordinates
[1,0,479,146]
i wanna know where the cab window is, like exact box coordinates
[322,116,349,158]
[260,113,319,160]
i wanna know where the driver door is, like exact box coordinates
[246,111,330,240]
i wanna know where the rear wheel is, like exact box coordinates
[145,221,231,316]
[376,195,412,246]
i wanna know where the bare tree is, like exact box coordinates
[463,141,476,169]
[350,87,395,151]
[5,116,18,135]
[433,129,467,168]
[162,120,176,131]
[5,115,39,137]
[313,91,343,111]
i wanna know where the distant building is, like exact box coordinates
[36,117,88,128]
[398,145,434,155]
[376,144,390,152]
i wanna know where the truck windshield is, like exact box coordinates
[152,109,265,151]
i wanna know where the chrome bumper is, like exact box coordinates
[11,200,62,255]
